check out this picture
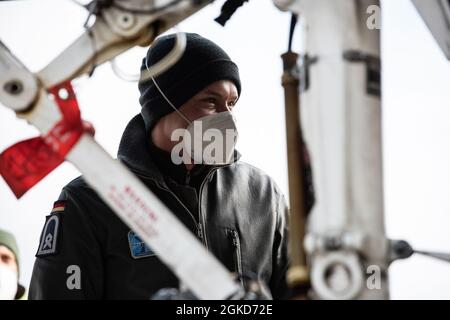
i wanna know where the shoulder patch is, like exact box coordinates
[51,200,66,213]
[128,231,155,259]
[36,213,61,257]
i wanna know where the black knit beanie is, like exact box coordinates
[138,33,241,133]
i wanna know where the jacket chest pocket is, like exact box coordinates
[224,228,244,287]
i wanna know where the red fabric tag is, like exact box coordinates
[0,81,93,198]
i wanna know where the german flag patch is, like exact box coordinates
[51,200,66,213]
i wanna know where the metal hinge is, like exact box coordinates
[343,50,381,97]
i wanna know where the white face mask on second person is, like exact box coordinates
[152,77,239,165]
[0,265,18,300]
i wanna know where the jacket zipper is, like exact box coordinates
[155,182,206,243]
[191,164,232,251]
[197,167,221,250]
[133,164,232,251]
[228,229,244,286]
[132,171,203,243]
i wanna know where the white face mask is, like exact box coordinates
[183,111,238,165]
[0,265,18,300]
[152,77,239,165]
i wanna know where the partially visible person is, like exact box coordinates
[0,229,26,300]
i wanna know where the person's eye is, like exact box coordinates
[202,98,217,109]
[228,100,237,108]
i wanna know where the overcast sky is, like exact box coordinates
[1,0,450,299]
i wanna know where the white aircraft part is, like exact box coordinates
[275,0,389,299]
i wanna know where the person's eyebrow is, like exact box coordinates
[203,89,238,101]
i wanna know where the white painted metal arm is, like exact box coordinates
[38,0,212,88]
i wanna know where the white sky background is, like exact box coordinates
[0,0,450,299]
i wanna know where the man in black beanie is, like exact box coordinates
[29,33,289,300]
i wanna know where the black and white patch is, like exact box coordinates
[36,214,60,257]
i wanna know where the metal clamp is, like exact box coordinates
[311,251,364,300]
[343,50,381,97]
[305,232,367,300]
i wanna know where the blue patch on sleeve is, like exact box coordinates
[128,231,155,259]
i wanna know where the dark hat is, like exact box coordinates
[138,33,241,133]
